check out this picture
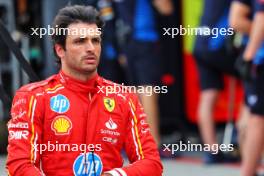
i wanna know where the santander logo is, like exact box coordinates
[105,117,117,130]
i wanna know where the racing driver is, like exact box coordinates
[6,5,163,176]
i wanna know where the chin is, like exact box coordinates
[82,67,97,73]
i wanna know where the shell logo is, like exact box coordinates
[51,116,72,135]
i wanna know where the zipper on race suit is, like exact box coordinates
[83,92,97,176]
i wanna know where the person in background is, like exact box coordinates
[193,0,242,164]
[229,0,264,175]
[96,0,126,84]
[113,0,173,147]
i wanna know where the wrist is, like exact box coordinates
[103,168,126,176]
[243,57,253,62]
[243,51,254,61]
[102,173,113,176]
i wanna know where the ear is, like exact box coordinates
[54,44,65,59]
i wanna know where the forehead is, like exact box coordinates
[67,22,101,39]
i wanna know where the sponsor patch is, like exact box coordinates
[105,117,117,130]
[8,122,29,129]
[11,109,27,120]
[9,130,29,140]
[50,94,70,113]
[140,119,148,126]
[103,97,115,112]
[73,152,103,176]
[12,98,26,109]
[102,137,118,144]
[51,116,72,135]
[100,129,120,136]
[141,128,150,134]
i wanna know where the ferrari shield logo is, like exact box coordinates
[103,98,115,112]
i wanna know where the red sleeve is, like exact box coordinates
[105,94,163,176]
[6,90,44,176]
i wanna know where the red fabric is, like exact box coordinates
[6,71,162,176]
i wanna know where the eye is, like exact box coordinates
[92,37,101,44]
[74,38,86,44]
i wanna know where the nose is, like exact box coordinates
[85,40,95,51]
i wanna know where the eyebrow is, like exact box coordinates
[72,37,86,41]
[72,35,101,41]
[91,35,101,39]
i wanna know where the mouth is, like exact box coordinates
[82,55,96,64]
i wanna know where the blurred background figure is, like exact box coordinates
[113,0,174,146]
[229,0,264,175]
[229,0,252,168]
[193,0,242,164]
[96,0,126,84]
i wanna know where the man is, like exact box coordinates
[229,0,264,175]
[113,0,167,146]
[6,5,162,176]
[193,0,241,163]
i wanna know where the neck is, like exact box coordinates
[62,68,97,82]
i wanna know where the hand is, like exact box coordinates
[153,0,174,16]
[235,55,253,81]
[101,173,113,176]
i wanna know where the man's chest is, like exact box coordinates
[42,92,127,148]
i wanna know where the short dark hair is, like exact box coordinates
[51,5,104,64]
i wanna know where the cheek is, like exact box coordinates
[66,46,83,59]
[64,49,78,62]
[70,46,84,54]
[96,46,102,56]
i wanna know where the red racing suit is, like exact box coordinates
[6,71,163,176]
